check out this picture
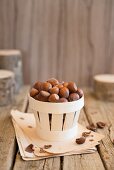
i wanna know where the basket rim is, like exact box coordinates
[28,93,84,104]
[28,94,84,113]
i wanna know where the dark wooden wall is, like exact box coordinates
[0,0,114,86]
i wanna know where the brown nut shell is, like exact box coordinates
[33,81,42,91]
[48,94,59,102]
[56,84,63,89]
[40,90,50,97]
[30,88,39,97]
[47,78,59,86]
[96,122,106,129]
[41,82,52,92]
[59,87,69,98]
[76,137,86,144]
[68,93,80,102]
[86,123,97,132]
[82,131,91,137]
[63,82,68,87]
[49,87,59,94]
[67,82,77,93]
[36,91,50,102]
[58,98,68,103]
[77,88,84,98]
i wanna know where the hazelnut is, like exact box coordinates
[48,94,59,102]
[59,81,64,84]
[47,78,59,86]
[44,145,52,149]
[82,131,91,137]
[49,87,59,94]
[76,137,86,144]
[77,88,84,97]
[86,123,97,132]
[68,93,80,102]
[67,82,77,93]
[59,87,69,98]
[30,88,39,97]
[63,82,68,87]
[40,90,50,97]
[36,91,50,102]
[56,84,63,89]
[96,122,106,129]
[33,81,42,91]
[58,98,68,103]
[41,82,52,92]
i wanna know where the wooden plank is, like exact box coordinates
[0,86,29,170]
[63,152,105,170]
[14,154,60,170]
[84,88,114,170]
[63,109,105,170]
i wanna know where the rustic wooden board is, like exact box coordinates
[0,86,29,170]
[14,154,60,170]
[84,89,114,170]
[0,0,114,85]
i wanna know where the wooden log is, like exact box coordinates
[0,70,15,106]
[93,74,114,101]
[0,50,23,93]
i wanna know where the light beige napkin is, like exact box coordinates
[11,110,104,160]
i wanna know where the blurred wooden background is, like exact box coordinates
[0,0,114,86]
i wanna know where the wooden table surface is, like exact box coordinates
[0,86,114,170]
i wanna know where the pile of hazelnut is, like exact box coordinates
[30,78,83,103]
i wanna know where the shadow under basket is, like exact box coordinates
[28,94,84,141]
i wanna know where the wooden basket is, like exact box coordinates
[28,94,84,141]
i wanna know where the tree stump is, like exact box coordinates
[0,70,15,106]
[0,50,23,93]
[93,74,114,101]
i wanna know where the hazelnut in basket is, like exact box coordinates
[30,78,83,103]
[29,78,84,141]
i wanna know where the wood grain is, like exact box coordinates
[0,86,29,170]
[63,109,105,170]
[0,70,15,106]
[0,0,114,85]
[14,154,60,170]
[84,88,114,170]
